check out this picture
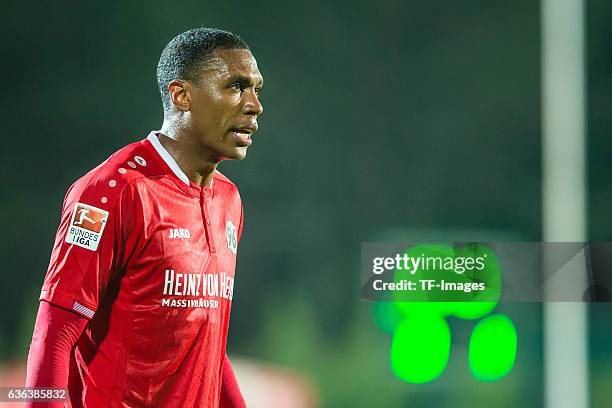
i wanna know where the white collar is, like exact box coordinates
[147,131,190,186]
[147,131,215,189]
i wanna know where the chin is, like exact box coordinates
[234,150,248,160]
[219,147,248,161]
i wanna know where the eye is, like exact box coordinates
[255,86,262,95]
[230,83,242,92]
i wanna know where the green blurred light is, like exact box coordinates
[469,314,517,382]
[391,314,450,384]
[393,244,457,317]
[376,243,516,384]
[392,243,501,313]
[451,301,498,320]
[393,301,454,319]
[451,244,501,319]
[372,301,403,334]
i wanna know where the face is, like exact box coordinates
[172,48,264,162]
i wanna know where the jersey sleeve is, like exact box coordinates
[39,176,136,319]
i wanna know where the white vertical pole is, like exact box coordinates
[542,1,588,408]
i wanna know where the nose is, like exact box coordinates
[243,90,263,116]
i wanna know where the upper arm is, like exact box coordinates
[39,178,138,319]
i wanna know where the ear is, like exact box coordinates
[167,80,191,111]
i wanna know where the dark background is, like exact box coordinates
[1,0,611,407]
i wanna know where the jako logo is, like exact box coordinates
[168,228,191,239]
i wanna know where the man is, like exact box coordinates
[25,27,263,407]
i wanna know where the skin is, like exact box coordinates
[158,48,264,187]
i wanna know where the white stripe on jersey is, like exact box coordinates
[73,301,95,318]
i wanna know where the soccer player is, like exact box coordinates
[24,27,263,407]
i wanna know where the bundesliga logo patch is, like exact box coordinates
[65,203,109,251]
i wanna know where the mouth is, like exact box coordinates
[230,125,256,147]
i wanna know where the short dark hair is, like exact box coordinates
[156,27,250,114]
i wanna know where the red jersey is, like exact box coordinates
[39,131,243,407]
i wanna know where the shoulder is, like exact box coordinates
[213,170,242,207]
[63,139,166,213]
[213,170,240,196]
[212,170,236,187]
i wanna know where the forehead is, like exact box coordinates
[203,48,263,83]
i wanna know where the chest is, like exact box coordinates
[123,182,240,306]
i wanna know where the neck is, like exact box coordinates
[158,122,217,188]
